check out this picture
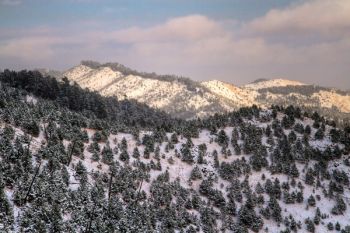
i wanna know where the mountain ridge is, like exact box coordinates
[36,61,350,125]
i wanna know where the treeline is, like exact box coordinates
[81,60,201,92]
[0,69,263,138]
[258,85,349,96]
[1,69,349,141]
[256,86,350,128]
[0,69,181,131]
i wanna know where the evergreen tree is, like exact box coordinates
[213,150,219,168]
[121,137,128,151]
[181,142,194,164]
[315,128,324,140]
[305,168,315,186]
[91,151,100,162]
[238,200,263,232]
[268,197,282,222]
[132,147,140,159]
[217,129,228,147]
[170,133,178,144]
[305,218,315,232]
[101,142,114,164]
[307,195,316,207]
[119,149,130,162]
[331,195,346,215]
[190,166,202,181]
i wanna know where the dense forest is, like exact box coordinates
[0,70,350,232]
[258,85,349,96]
[0,69,184,131]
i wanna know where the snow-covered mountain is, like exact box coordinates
[46,61,350,122]
[63,63,252,119]
[243,78,306,90]
[200,80,258,107]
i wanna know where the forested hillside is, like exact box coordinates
[1,71,350,232]
[0,70,184,131]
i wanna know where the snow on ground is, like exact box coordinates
[243,79,306,90]
[2,108,350,232]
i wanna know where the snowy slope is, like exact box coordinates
[2,106,350,232]
[64,65,238,119]
[312,90,350,113]
[201,80,258,107]
[243,79,306,90]
[58,62,350,120]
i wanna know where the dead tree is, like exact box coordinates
[131,177,144,206]
[108,172,114,202]
[67,139,77,166]
[23,162,41,204]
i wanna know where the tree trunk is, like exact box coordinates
[23,162,41,204]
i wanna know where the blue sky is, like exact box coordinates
[0,0,349,88]
[0,0,295,27]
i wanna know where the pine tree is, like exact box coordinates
[234,143,241,155]
[336,222,341,231]
[23,119,40,137]
[132,147,140,159]
[101,143,114,164]
[120,149,130,162]
[327,222,334,231]
[305,218,315,232]
[313,208,321,225]
[217,129,228,147]
[213,150,219,168]
[190,166,202,181]
[92,131,103,142]
[75,161,87,178]
[307,195,316,207]
[181,143,193,164]
[268,197,282,222]
[121,137,128,151]
[331,195,346,215]
[154,145,160,160]
[305,125,311,135]
[170,133,178,144]
[294,123,304,134]
[142,134,154,152]
[288,131,297,143]
[238,200,263,232]
[88,141,100,153]
[296,191,303,203]
[315,128,324,140]
[143,147,150,159]
[289,163,299,178]
[305,168,315,186]
[91,151,100,162]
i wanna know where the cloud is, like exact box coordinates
[0,1,350,88]
[112,15,227,43]
[246,0,350,38]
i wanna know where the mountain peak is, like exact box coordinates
[201,79,258,106]
[243,78,306,90]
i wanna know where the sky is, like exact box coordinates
[0,0,349,88]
